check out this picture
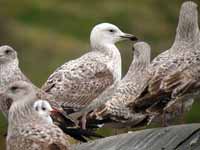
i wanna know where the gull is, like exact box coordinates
[0,45,62,118]
[0,45,30,87]
[129,1,199,125]
[0,46,101,141]
[84,42,151,127]
[100,42,151,126]
[0,45,31,117]
[160,2,200,107]
[33,100,54,124]
[41,23,137,128]
[6,81,71,150]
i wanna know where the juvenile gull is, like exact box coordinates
[87,42,152,127]
[6,81,71,150]
[0,45,30,117]
[160,2,200,104]
[0,46,101,141]
[0,45,63,118]
[129,1,199,125]
[33,100,99,141]
[42,23,137,114]
[0,46,30,87]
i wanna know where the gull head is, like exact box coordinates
[90,23,138,48]
[181,1,198,17]
[33,100,53,124]
[0,45,17,64]
[176,1,199,42]
[179,1,198,27]
[5,81,36,103]
[132,41,151,65]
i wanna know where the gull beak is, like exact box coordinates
[50,108,59,114]
[120,33,138,41]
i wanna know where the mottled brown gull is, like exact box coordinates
[0,45,30,117]
[75,42,151,128]
[94,42,151,127]
[41,23,137,129]
[6,81,71,150]
[41,23,137,114]
[0,45,64,119]
[129,1,199,125]
[0,46,101,141]
[160,2,200,105]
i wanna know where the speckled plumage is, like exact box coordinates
[0,46,102,141]
[160,17,200,101]
[7,123,70,150]
[42,50,115,110]
[131,1,199,122]
[0,45,30,117]
[85,42,151,126]
[42,23,137,112]
[0,45,62,119]
[0,46,30,87]
[6,81,70,150]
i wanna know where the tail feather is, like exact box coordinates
[51,110,76,127]
[61,126,104,142]
[149,77,162,94]
[51,109,104,142]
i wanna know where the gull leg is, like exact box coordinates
[161,111,168,127]
[180,100,185,124]
[80,113,87,129]
[113,128,119,135]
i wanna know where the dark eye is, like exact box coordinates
[5,49,12,54]
[11,86,18,91]
[35,106,39,111]
[109,29,115,33]
[42,107,46,111]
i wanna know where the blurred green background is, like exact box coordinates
[0,0,200,148]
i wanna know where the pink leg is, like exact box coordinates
[81,113,87,129]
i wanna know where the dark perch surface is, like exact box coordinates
[73,124,200,150]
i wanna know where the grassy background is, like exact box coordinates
[0,0,200,148]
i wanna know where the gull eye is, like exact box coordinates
[108,29,115,33]
[11,86,18,91]
[42,107,46,111]
[5,49,12,54]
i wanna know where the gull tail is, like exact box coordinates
[51,109,103,142]
[60,126,104,142]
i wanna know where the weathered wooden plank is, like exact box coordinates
[73,124,200,150]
